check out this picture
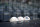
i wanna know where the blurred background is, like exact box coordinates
[0,0,40,21]
[0,0,40,27]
